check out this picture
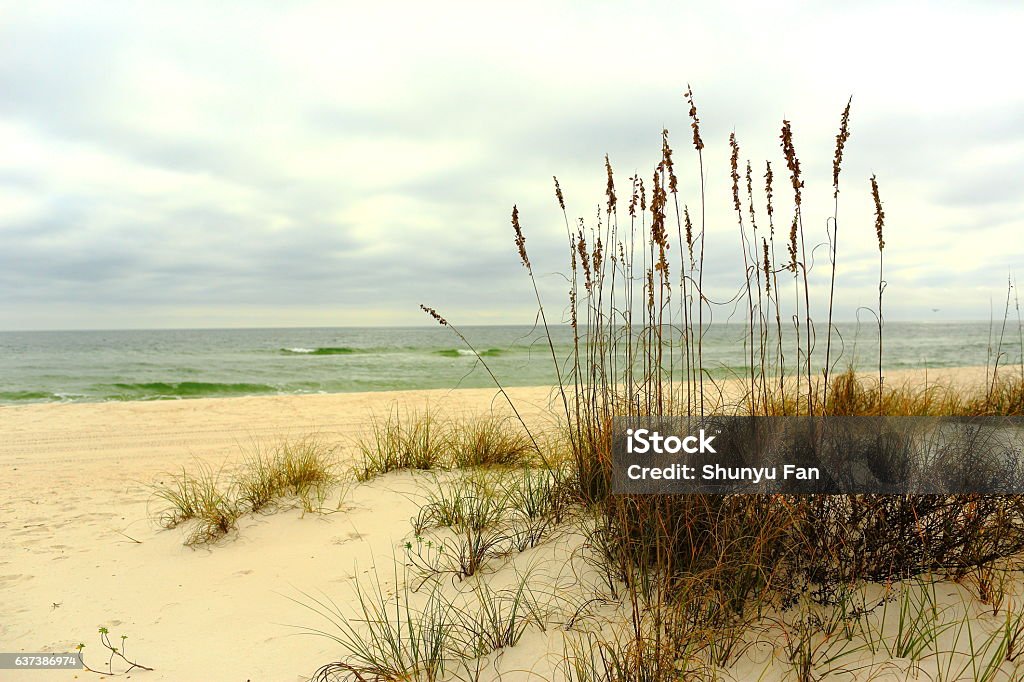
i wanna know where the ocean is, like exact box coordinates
[0,323,1017,404]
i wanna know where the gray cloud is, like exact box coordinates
[0,1,1021,329]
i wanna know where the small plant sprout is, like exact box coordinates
[76,626,152,675]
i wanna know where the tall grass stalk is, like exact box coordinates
[823,97,852,408]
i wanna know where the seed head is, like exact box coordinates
[650,171,670,285]
[604,155,616,214]
[762,238,772,294]
[661,129,678,194]
[646,268,655,310]
[832,97,852,197]
[569,287,577,329]
[650,170,668,249]
[764,161,775,227]
[780,120,803,207]
[870,174,885,251]
[553,176,565,211]
[420,305,448,326]
[684,85,704,151]
[683,205,694,257]
[729,133,741,214]
[788,215,798,273]
[746,160,758,232]
[577,228,592,293]
[512,205,530,269]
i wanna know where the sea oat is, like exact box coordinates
[833,97,853,197]
[553,176,566,211]
[662,129,678,194]
[569,288,577,329]
[420,305,447,326]
[684,205,694,257]
[788,215,798,272]
[577,229,592,293]
[871,174,885,250]
[684,85,704,151]
[764,161,775,228]
[729,133,742,214]
[746,161,758,232]
[780,120,803,207]
[646,268,655,310]
[650,170,668,249]
[762,238,772,294]
[604,155,616,213]
[650,170,670,281]
[512,205,530,269]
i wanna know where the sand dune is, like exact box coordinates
[1,385,561,681]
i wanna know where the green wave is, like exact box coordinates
[105,381,279,399]
[280,347,360,355]
[0,390,65,402]
[434,348,505,358]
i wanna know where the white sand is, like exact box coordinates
[1,385,561,681]
[0,366,1008,681]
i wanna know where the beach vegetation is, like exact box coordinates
[406,469,569,580]
[450,415,534,468]
[409,88,1024,679]
[237,435,341,514]
[298,88,1024,680]
[354,410,540,480]
[75,625,153,676]
[303,566,544,682]
[151,436,344,546]
[152,461,241,546]
[353,409,449,480]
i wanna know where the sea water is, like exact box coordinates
[0,322,1016,403]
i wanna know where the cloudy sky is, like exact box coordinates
[0,1,1021,330]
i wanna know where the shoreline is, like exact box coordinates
[0,365,999,489]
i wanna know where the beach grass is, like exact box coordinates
[275,87,1024,680]
[152,462,240,546]
[355,411,539,480]
[304,564,544,682]
[450,415,535,468]
[151,435,343,545]
[354,409,448,480]
[392,87,1024,680]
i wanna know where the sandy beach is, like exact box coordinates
[0,366,1003,680]
[1,384,565,681]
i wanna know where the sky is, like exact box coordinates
[0,1,1021,330]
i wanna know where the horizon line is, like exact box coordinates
[0,319,1001,334]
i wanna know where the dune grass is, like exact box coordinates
[401,88,1024,679]
[297,89,1024,680]
[450,415,535,468]
[304,565,544,682]
[152,462,240,546]
[354,410,537,480]
[354,409,448,480]
[241,435,340,513]
[151,435,343,546]
[406,468,569,580]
